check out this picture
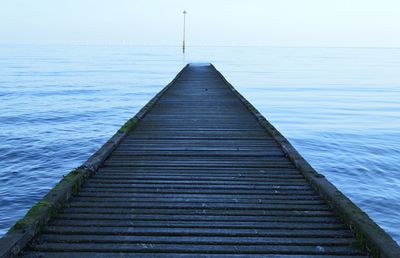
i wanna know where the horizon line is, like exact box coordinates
[0,42,400,49]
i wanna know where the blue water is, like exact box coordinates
[0,45,399,243]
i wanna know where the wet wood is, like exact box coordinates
[22,64,367,257]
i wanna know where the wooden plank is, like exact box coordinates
[42,226,353,238]
[82,184,312,191]
[86,179,308,186]
[61,207,334,216]
[79,188,316,195]
[67,202,330,210]
[74,193,321,201]
[56,214,339,223]
[38,234,355,245]
[71,196,324,204]
[111,150,284,157]
[83,182,311,189]
[104,161,295,168]
[92,174,305,180]
[96,167,302,175]
[48,220,344,230]
[28,243,364,255]
[21,253,368,258]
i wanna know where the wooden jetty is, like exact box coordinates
[1,63,399,257]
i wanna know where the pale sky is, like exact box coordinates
[1,0,399,47]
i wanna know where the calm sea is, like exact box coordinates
[0,45,399,242]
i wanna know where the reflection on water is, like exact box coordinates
[0,45,399,242]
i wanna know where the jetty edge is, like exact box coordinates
[0,63,397,257]
[0,65,189,257]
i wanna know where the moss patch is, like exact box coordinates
[118,117,139,133]
[11,201,52,231]
[52,168,84,194]
[9,168,86,233]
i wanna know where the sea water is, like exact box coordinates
[0,45,399,242]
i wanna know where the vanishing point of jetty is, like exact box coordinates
[1,64,399,257]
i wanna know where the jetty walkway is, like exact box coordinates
[1,64,399,257]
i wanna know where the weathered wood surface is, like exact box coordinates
[20,64,369,257]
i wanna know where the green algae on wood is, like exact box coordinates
[11,201,52,231]
[9,168,86,233]
[118,117,139,133]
